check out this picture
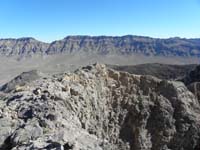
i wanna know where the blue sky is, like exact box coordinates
[0,0,200,42]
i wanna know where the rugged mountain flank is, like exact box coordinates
[108,63,197,80]
[0,38,49,56]
[1,36,200,57]
[46,36,200,57]
[0,70,43,93]
[0,64,200,150]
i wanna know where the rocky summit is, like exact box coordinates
[0,64,200,150]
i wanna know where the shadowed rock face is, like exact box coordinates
[182,65,200,85]
[0,64,200,150]
[107,63,197,80]
[0,70,42,93]
[1,36,200,57]
[182,65,200,102]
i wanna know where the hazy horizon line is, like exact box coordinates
[0,34,199,43]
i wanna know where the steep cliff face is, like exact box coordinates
[46,36,200,57]
[0,38,49,56]
[1,36,200,57]
[0,64,200,150]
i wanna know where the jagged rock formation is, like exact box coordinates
[1,36,200,57]
[0,64,200,150]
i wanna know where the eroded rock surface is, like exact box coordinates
[0,64,200,150]
[1,36,200,57]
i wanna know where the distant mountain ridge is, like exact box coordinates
[0,37,48,56]
[0,35,200,57]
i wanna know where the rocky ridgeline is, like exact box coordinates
[1,36,200,57]
[0,38,48,56]
[0,64,200,150]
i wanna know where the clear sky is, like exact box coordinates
[0,0,200,42]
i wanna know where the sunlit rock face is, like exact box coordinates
[1,36,200,57]
[0,64,200,150]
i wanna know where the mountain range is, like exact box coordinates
[1,35,200,149]
[1,35,200,57]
